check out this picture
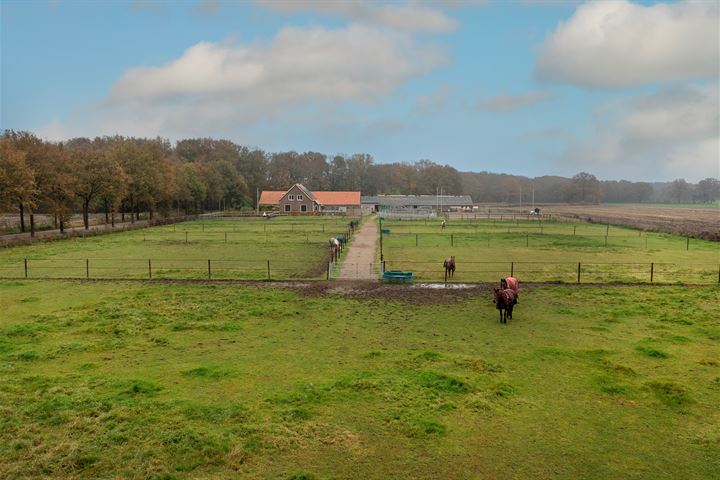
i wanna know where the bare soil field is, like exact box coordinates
[501,204,719,241]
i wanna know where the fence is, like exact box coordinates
[380,260,720,284]
[0,258,331,281]
[4,258,717,284]
[380,231,710,251]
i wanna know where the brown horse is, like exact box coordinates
[493,287,516,324]
[443,256,456,279]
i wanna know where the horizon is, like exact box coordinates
[2,0,719,182]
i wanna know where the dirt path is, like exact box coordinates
[338,219,378,280]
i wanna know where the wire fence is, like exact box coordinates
[380,260,720,284]
[0,258,330,281]
[380,231,712,251]
[2,258,718,284]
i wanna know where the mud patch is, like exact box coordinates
[293,281,491,304]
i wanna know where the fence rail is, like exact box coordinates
[0,258,329,281]
[381,260,720,284]
[1,258,718,284]
[380,231,712,251]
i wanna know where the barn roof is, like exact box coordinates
[259,185,361,206]
[361,195,474,207]
[314,191,361,206]
[258,191,285,205]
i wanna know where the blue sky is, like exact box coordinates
[1,0,718,181]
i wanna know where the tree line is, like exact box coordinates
[1,130,718,234]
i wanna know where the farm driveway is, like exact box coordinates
[338,219,378,280]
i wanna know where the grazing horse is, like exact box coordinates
[493,287,517,324]
[443,255,456,279]
[329,237,340,261]
[441,219,447,230]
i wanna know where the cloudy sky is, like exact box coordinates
[1,0,718,181]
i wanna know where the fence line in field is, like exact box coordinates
[2,258,718,284]
[379,260,720,284]
[380,231,712,251]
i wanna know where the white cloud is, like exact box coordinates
[413,84,451,114]
[45,25,447,140]
[557,84,720,181]
[255,0,458,33]
[477,91,550,112]
[536,0,719,88]
[195,0,221,15]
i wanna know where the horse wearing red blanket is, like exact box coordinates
[501,276,519,303]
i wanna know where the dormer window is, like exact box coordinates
[297,194,303,201]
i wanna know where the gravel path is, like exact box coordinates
[338,219,378,280]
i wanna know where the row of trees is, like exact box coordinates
[461,171,719,205]
[0,132,466,233]
[1,130,718,234]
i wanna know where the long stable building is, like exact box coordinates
[361,195,474,216]
[259,184,362,215]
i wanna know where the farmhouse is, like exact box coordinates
[361,194,474,217]
[259,184,362,215]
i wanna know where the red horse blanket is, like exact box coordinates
[504,276,519,295]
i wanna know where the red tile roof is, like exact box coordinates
[258,191,285,205]
[259,185,360,206]
[313,191,361,206]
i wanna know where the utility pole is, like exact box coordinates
[531,187,535,211]
[256,188,259,216]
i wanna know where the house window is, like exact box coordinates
[301,205,307,212]
[297,194,303,201]
[288,194,295,201]
[284,204,291,212]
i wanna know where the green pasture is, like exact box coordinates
[380,219,720,283]
[0,217,357,280]
[1,280,718,479]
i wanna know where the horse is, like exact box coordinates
[493,287,516,324]
[443,256,456,279]
[501,276,519,303]
[441,219,446,230]
[329,237,340,261]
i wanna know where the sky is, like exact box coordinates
[1,0,718,182]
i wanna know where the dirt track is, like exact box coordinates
[338,220,378,280]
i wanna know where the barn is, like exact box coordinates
[259,184,362,215]
[361,194,474,218]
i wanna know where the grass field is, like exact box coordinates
[381,219,720,283]
[0,217,357,280]
[1,280,718,479]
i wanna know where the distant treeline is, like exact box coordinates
[1,131,718,232]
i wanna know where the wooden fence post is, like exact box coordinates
[148,259,152,279]
[327,262,330,280]
[451,234,454,247]
[267,260,270,280]
[650,262,654,283]
[510,262,514,277]
[225,232,227,243]
[86,259,89,279]
[577,262,581,283]
[207,259,211,279]
[526,234,529,247]
[686,236,689,251]
[24,258,28,278]
[185,232,188,244]
[573,226,576,236]
[416,234,418,247]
